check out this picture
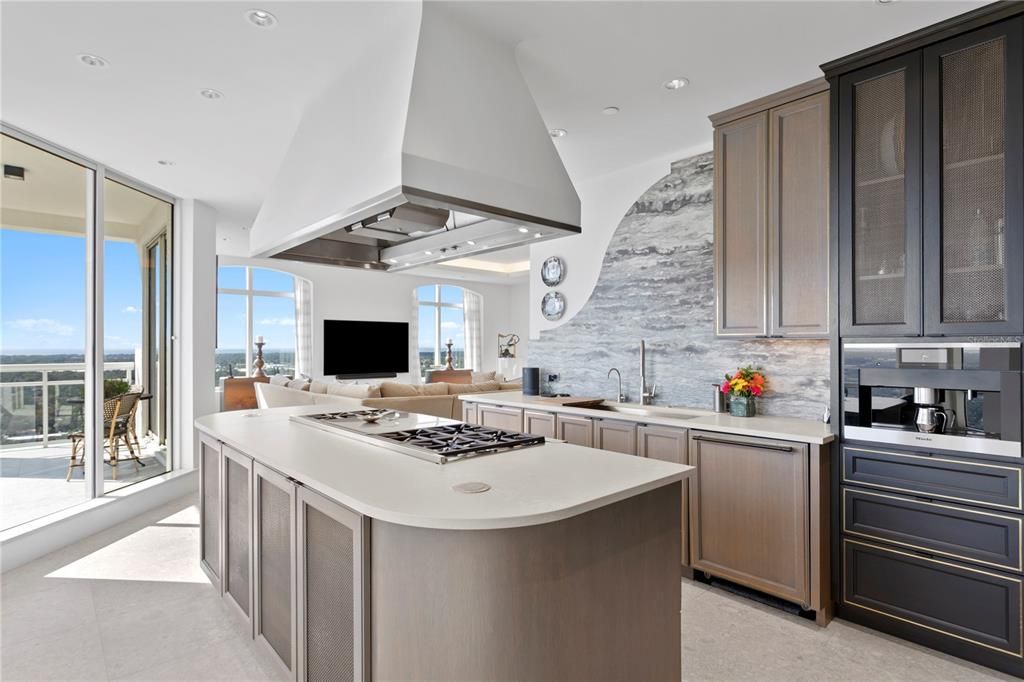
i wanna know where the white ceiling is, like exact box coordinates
[1,0,990,250]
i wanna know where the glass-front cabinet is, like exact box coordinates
[839,17,1023,337]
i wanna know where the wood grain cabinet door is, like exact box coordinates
[222,446,254,632]
[462,402,478,425]
[715,112,769,336]
[593,418,637,455]
[638,425,690,567]
[689,431,811,605]
[523,410,556,438]
[769,91,830,337]
[477,405,523,432]
[253,463,297,677]
[556,415,593,447]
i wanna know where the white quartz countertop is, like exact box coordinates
[194,404,693,531]
[461,392,835,445]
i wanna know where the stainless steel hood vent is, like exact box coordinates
[250,4,581,271]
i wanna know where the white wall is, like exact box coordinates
[218,256,529,383]
[528,142,712,339]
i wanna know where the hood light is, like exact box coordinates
[78,54,108,68]
[246,9,277,28]
[534,232,543,239]
[387,258,398,264]
[517,227,529,234]
[424,250,432,255]
[466,240,475,246]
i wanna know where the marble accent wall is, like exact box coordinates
[530,151,831,420]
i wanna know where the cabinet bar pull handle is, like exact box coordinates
[692,435,793,452]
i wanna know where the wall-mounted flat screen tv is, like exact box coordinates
[323,320,409,378]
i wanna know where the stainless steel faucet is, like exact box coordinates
[640,339,657,405]
[607,368,625,402]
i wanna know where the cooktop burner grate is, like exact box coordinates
[376,423,545,457]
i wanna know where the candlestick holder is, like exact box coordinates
[253,341,267,378]
[445,340,454,370]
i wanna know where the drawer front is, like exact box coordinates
[844,488,1022,572]
[844,539,1023,658]
[843,446,1022,511]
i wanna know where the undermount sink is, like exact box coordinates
[573,403,697,420]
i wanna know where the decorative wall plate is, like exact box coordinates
[541,256,565,287]
[541,291,566,320]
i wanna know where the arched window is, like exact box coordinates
[216,266,301,384]
[415,284,482,380]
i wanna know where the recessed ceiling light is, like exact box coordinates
[78,54,107,68]
[534,232,543,239]
[603,106,620,115]
[549,128,567,138]
[517,227,530,234]
[246,8,278,28]
[199,88,223,100]
[157,160,175,166]
[875,0,895,4]
[387,258,398,264]
[424,250,432,255]
[664,77,690,90]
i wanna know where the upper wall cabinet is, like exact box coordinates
[834,15,1024,337]
[712,82,830,338]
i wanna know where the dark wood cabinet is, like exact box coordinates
[922,18,1024,335]
[836,16,1024,338]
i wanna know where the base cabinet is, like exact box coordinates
[593,418,637,455]
[253,463,297,677]
[199,434,222,588]
[522,409,556,438]
[638,425,690,569]
[556,415,593,447]
[222,447,253,629]
[477,405,523,432]
[461,402,478,425]
[296,487,368,681]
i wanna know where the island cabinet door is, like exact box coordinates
[222,446,254,632]
[523,409,556,438]
[556,415,593,447]
[478,405,523,432]
[198,433,222,588]
[689,431,811,606]
[638,425,690,567]
[296,487,368,682]
[462,401,478,425]
[593,418,638,455]
[253,463,297,678]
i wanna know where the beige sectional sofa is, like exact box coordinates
[254,375,520,419]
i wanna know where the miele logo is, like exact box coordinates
[914,436,934,442]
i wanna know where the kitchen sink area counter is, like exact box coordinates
[459,391,836,445]
[194,405,692,680]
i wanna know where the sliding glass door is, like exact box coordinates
[0,128,175,530]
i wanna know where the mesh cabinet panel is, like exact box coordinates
[259,478,292,669]
[201,445,219,577]
[941,37,1007,323]
[226,458,249,616]
[304,506,355,681]
[853,69,908,325]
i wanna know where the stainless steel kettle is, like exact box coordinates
[915,406,955,433]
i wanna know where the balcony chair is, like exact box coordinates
[66,391,145,481]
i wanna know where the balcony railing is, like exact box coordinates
[0,361,136,448]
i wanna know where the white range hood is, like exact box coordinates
[249,2,580,271]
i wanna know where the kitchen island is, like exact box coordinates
[195,404,693,681]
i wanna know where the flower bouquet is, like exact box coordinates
[721,366,766,417]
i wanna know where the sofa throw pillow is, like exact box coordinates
[326,383,379,399]
[285,378,310,391]
[379,381,420,398]
[309,380,329,394]
[419,382,449,396]
[269,375,291,386]
[471,370,498,383]
[447,381,502,395]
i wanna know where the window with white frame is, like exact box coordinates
[216,266,298,385]
[416,285,466,379]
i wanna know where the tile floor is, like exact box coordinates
[0,495,1015,681]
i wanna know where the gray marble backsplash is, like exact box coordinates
[530,151,831,420]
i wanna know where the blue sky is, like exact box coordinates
[1,229,142,354]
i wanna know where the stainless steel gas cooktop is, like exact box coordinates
[291,411,545,464]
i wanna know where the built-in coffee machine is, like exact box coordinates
[842,342,1022,458]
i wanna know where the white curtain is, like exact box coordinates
[408,288,422,384]
[463,289,483,371]
[294,277,313,377]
